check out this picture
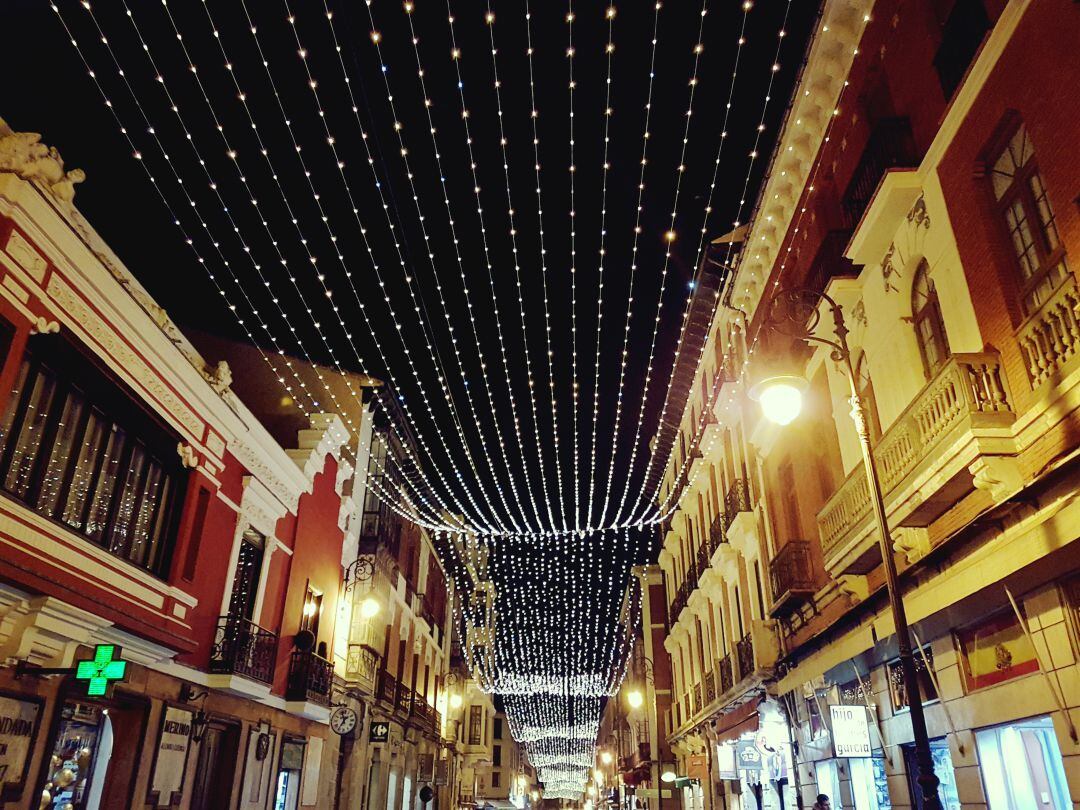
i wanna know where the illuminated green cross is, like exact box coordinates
[75,645,128,697]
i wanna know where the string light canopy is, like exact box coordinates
[41,0,819,795]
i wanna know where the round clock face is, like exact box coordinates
[330,706,358,735]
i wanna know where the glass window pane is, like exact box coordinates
[0,361,30,453]
[86,425,127,542]
[37,389,87,518]
[3,367,58,498]
[127,460,164,567]
[61,409,110,531]
[108,443,148,558]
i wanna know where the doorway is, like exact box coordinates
[275,737,307,810]
[191,719,241,810]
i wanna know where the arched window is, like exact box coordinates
[912,261,950,376]
[854,351,882,442]
[990,123,1070,313]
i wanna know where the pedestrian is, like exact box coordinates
[813,794,831,810]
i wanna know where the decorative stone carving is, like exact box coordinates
[177,443,200,470]
[970,456,1023,503]
[30,317,59,336]
[881,243,901,293]
[836,574,869,604]
[907,194,931,230]
[205,360,233,394]
[892,527,931,565]
[0,120,84,206]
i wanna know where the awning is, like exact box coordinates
[714,700,759,744]
[481,801,519,810]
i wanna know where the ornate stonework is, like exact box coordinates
[0,119,84,207]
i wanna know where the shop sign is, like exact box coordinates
[829,705,871,757]
[715,742,737,779]
[735,739,763,771]
[75,644,128,698]
[148,705,194,808]
[369,720,390,743]
[0,693,42,800]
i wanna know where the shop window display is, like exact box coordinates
[975,716,1072,810]
[41,702,108,810]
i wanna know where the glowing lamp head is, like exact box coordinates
[661,770,677,784]
[626,689,645,709]
[750,374,807,426]
[449,693,463,709]
[359,596,381,619]
[600,750,613,765]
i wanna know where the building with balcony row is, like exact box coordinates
[650,3,1080,810]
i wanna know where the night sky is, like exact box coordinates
[3,0,818,749]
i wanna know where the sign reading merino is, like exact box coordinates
[830,705,872,757]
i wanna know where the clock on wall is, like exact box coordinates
[330,706,358,736]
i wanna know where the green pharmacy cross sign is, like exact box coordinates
[75,645,128,697]
[15,644,130,699]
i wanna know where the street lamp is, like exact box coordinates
[752,288,941,809]
[360,595,381,619]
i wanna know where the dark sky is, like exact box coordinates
[4,0,817,539]
[3,0,818,715]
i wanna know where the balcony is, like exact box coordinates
[209,615,277,686]
[841,117,919,228]
[709,512,726,547]
[396,683,416,716]
[818,352,1015,574]
[735,635,754,681]
[704,669,716,704]
[345,643,381,688]
[769,540,818,617]
[693,682,704,714]
[286,649,334,706]
[724,478,752,518]
[805,229,856,295]
[1018,274,1080,391]
[376,668,399,705]
[718,653,734,694]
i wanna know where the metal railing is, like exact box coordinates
[718,653,734,694]
[208,615,277,685]
[704,670,716,704]
[769,540,818,616]
[735,634,754,680]
[286,650,334,705]
[724,478,752,518]
[841,117,919,227]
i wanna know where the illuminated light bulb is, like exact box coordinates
[450,693,463,709]
[360,596,381,618]
[750,375,807,426]
[626,689,644,709]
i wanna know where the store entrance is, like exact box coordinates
[191,718,241,810]
[39,695,147,810]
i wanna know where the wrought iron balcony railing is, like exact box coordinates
[209,615,277,685]
[769,540,818,617]
[724,478,752,519]
[735,634,755,681]
[703,669,716,704]
[286,649,334,705]
[841,116,919,227]
[718,653,734,694]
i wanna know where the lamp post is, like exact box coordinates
[751,288,941,810]
[625,657,665,810]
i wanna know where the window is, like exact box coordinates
[932,0,991,100]
[228,528,265,620]
[854,352,882,442]
[493,744,502,766]
[956,609,1039,692]
[468,705,482,745]
[975,716,1073,810]
[493,717,503,740]
[887,646,938,711]
[492,772,501,789]
[301,586,323,638]
[912,262,951,376]
[0,343,182,576]
[990,124,1070,314]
